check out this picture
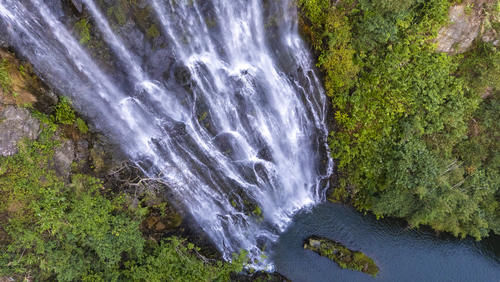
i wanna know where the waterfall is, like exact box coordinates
[0,0,332,269]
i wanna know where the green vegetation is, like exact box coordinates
[74,18,91,45]
[107,4,128,26]
[75,117,89,134]
[106,0,137,26]
[146,24,160,39]
[299,0,499,239]
[53,97,76,125]
[199,111,208,122]
[252,205,263,218]
[0,109,246,281]
[304,236,378,276]
[18,65,26,77]
[0,59,12,93]
[102,0,162,45]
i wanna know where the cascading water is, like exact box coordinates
[0,0,332,269]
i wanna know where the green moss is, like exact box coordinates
[205,17,217,28]
[146,24,160,39]
[304,236,379,276]
[252,205,263,218]
[0,59,12,93]
[107,1,128,26]
[18,64,26,77]
[74,18,91,45]
[75,117,89,134]
[133,6,152,30]
[198,111,208,122]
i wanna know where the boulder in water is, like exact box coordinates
[257,146,273,162]
[162,121,188,138]
[303,236,379,277]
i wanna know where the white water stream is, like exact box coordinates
[0,0,332,269]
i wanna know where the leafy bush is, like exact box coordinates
[298,0,359,96]
[0,113,247,281]
[126,239,247,282]
[53,97,76,125]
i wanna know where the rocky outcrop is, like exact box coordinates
[232,271,290,282]
[436,0,499,53]
[52,138,75,180]
[0,106,40,156]
[304,236,379,276]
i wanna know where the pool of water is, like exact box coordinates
[273,203,500,281]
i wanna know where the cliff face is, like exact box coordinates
[0,49,106,180]
[0,50,48,155]
[436,0,499,53]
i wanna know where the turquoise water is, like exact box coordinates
[273,203,499,281]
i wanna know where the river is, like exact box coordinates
[273,203,500,281]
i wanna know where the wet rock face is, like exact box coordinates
[0,35,7,49]
[74,139,90,170]
[0,106,41,156]
[52,138,75,180]
[71,0,83,13]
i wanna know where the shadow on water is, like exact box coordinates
[272,203,500,282]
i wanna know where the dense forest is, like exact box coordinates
[298,0,499,239]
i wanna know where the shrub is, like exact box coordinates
[53,97,76,125]
[0,112,247,281]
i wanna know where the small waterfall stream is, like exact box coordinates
[0,0,332,269]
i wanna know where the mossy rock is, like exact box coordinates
[303,236,379,277]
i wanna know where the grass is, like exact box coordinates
[0,59,12,94]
